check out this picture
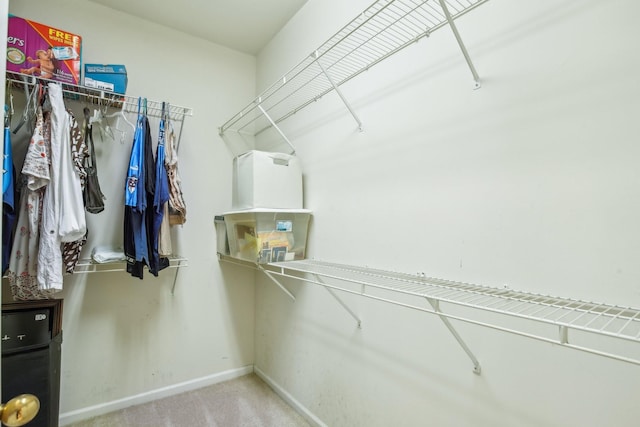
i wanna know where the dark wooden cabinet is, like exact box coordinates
[2,299,63,427]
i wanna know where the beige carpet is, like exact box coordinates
[66,373,311,427]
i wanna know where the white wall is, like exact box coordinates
[5,0,256,421]
[254,0,640,426]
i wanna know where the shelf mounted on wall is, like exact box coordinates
[220,256,640,372]
[73,256,188,295]
[5,70,194,148]
[260,260,640,371]
[218,0,489,152]
[219,254,480,373]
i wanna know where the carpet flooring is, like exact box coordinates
[66,373,311,427]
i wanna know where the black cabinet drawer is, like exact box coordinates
[2,308,52,353]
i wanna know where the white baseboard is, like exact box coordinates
[59,365,254,426]
[254,365,327,427]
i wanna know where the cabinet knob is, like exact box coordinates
[0,394,40,426]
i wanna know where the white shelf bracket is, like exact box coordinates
[426,297,482,375]
[312,51,363,132]
[559,325,569,344]
[256,101,296,155]
[438,0,481,90]
[314,274,362,328]
[259,265,296,301]
[170,259,185,295]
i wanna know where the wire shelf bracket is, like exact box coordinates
[220,256,360,326]
[257,102,296,155]
[426,296,481,374]
[312,51,364,132]
[258,264,297,300]
[438,0,481,89]
[314,273,362,328]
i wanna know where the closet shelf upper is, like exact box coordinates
[219,0,489,138]
[260,259,640,368]
[5,70,193,121]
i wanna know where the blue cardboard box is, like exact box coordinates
[83,64,127,94]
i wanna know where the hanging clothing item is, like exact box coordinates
[22,108,50,188]
[124,115,147,279]
[125,102,146,209]
[7,108,55,300]
[158,202,172,256]
[2,118,17,274]
[158,108,172,256]
[124,99,153,278]
[142,107,162,276]
[3,114,13,194]
[9,184,52,300]
[152,105,170,272]
[69,109,88,186]
[37,83,86,292]
[82,109,106,214]
[165,121,186,225]
[2,168,16,275]
[62,110,89,274]
[63,234,87,274]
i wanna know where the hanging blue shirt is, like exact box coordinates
[2,124,16,274]
[154,117,169,215]
[124,106,151,278]
[150,116,170,275]
[3,122,13,194]
[125,116,145,210]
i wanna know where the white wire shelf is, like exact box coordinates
[73,256,188,294]
[263,259,640,367]
[72,255,188,274]
[219,0,489,138]
[6,70,193,121]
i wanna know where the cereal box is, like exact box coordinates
[7,15,82,85]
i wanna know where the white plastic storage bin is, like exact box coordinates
[223,209,311,264]
[232,150,303,210]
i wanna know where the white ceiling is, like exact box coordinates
[88,0,309,55]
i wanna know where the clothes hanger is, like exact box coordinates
[105,99,135,130]
[93,98,115,141]
[105,98,135,143]
[12,78,39,134]
[40,82,52,113]
[5,80,14,121]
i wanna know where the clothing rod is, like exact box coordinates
[5,71,193,118]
